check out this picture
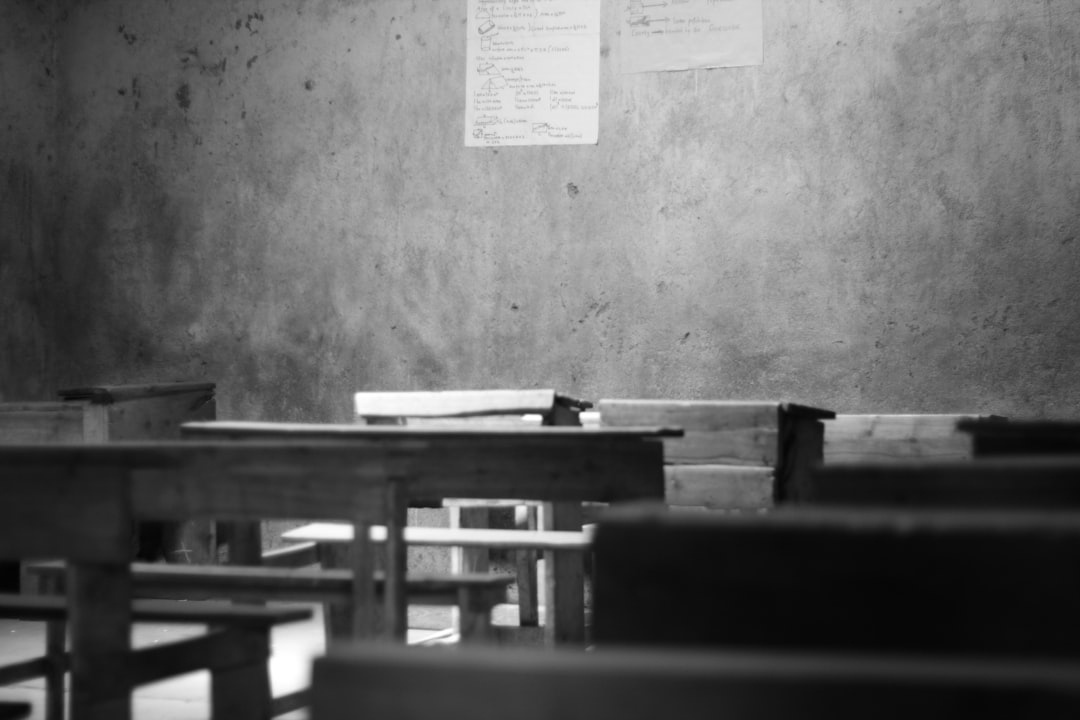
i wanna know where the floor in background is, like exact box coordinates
[0,603,447,720]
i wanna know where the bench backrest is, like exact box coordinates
[593,505,1080,660]
[957,418,1080,457]
[598,400,834,509]
[311,644,1080,720]
[797,458,1080,509]
[823,414,1001,465]
[0,382,216,444]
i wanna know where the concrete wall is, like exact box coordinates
[1,1,59,400]
[15,0,1080,418]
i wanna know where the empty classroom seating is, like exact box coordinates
[0,444,313,720]
[311,644,1080,720]
[179,416,669,647]
[592,504,1080,660]
[0,382,219,574]
[352,389,592,632]
[598,400,834,508]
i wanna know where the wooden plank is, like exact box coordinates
[798,459,1080,509]
[665,466,774,509]
[0,403,86,443]
[0,591,312,626]
[599,400,781,466]
[542,501,585,646]
[354,389,559,419]
[283,523,593,550]
[824,414,987,464]
[58,382,216,404]
[312,645,1080,720]
[593,505,1080,659]
[181,421,680,439]
[958,419,1080,457]
[29,562,513,606]
[69,563,133,720]
[105,389,217,441]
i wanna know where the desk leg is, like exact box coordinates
[68,563,132,720]
[450,506,490,635]
[543,502,585,646]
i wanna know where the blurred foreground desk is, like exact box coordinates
[182,420,676,644]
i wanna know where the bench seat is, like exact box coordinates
[26,562,512,639]
[282,522,594,550]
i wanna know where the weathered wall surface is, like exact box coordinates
[1,1,58,400]
[37,0,1080,419]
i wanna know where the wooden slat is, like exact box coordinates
[824,414,988,464]
[593,505,1080,659]
[958,419,1080,457]
[799,458,1080,509]
[128,628,268,687]
[665,466,774,509]
[312,645,1080,720]
[105,389,217,441]
[58,382,216,404]
[28,563,512,607]
[0,403,85,444]
[600,400,781,466]
[180,421,679,439]
[354,389,559,419]
[282,522,594,549]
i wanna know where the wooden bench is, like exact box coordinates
[311,644,1080,720]
[598,400,835,508]
[823,414,1003,465]
[0,382,219,579]
[592,503,1080,660]
[11,441,448,718]
[179,421,669,646]
[797,457,1080,509]
[0,445,313,720]
[957,418,1080,456]
[352,389,592,631]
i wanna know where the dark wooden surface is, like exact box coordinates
[799,458,1080,508]
[312,644,1080,720]
[593,505,1080,660]
[958,418,1080,457]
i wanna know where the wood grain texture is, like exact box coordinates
[599,400,781,466]
[593,505,1080,659]
[824,414,990,464]
[354,389,559,419]
[0,404,85,444]
[282,522,593,549]
[312,645,1080,720]
[665,466,774,509]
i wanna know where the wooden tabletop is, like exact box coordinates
[180,420,683,439]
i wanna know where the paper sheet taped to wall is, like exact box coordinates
[621,0,763,74]
[466,0,600,147]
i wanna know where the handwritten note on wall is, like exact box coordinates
[621,0,763,74]
[466,0,601,147]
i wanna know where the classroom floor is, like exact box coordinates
[0,603,448,720]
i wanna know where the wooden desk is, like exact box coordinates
[958,418,1080,456]
[2,441,400,719]
[181,421,673,644]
